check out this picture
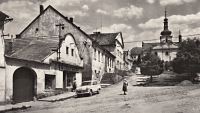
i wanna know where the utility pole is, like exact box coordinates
[55,23,64,61]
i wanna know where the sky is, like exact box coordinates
[1,0,200,50]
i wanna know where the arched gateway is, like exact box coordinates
[13,67,37,103]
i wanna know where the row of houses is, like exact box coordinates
[0,5,133,104]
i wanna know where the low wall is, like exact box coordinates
[101,73,123,84]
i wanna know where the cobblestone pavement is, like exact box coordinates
[5,75,200,113]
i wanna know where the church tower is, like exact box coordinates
[160,8,172,44]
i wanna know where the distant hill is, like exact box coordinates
[130,47,142,57]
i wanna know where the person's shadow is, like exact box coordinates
[119,94,125,95]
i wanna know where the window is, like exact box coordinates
[117,60,119,67]
[112,60,113,68]
[100,52,101,62]
[93,81,97,85]
[110,58,111,67]
[107,57,109,66]
[102,53,103,63]
[155,52,158,56]
[94,49,96,60]
[105,56,106,64]
[45,75,55,90]
[117,50,119,56]
[165,51,169,56]
[71,49,74,56]
[98,51,100,62]
[66,47,69,54]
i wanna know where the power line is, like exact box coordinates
[124,39,160,43]
[124,33,200,43]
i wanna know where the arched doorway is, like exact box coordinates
[13,67,37,103]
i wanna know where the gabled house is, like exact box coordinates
[0,5,117,104]
[123,50,133,71]
[0,5,118,103]
[17,5,95,81]
[17,5,115,82]
[89,32,124,73]
[92,43,115,82]
[2,34,83,104]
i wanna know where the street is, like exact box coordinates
[6,75,200,113]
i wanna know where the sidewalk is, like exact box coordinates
[0,77,128,113]
[0,92,76,113]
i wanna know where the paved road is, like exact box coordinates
[6,75,200,113]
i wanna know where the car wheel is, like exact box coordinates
[89,90,93,96]
[97,89,100,94]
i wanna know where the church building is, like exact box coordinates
[142,10,182,62]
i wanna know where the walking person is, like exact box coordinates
[72,78,77,92]
[122,78,128,95]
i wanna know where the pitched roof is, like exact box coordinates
[19,5,94,42]
[89,32,124,48]
[5,37,58,62]
[143,42,159,52]
[0,11,9,20]
[130,47,142,55]
[89,33,118,45]
[17,5,115,59]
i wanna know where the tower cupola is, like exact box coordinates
[160,9,172,36]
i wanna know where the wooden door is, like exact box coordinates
[13,67,34,103]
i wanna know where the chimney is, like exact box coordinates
[16,34,21,39]
[69,17,73,23]
[65,16,68,20]
[40,5,44,14]
[93,32,101,34]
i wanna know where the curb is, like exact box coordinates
[38,95,76,102]
[0,105,31,113]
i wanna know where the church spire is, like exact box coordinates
[160,8,171,36]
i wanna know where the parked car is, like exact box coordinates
[76,80,101,97]
[136,75,150,85]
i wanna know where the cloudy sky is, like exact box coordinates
[1,0,200,50]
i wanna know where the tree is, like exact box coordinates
[140,52,163,82]
[172,38,200,82]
